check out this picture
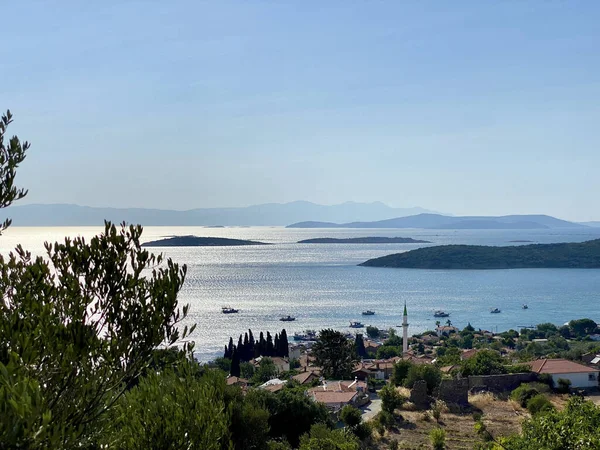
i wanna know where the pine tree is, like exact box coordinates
[280,329,289,358]
[266,331,274,356]
[230,346,241,377]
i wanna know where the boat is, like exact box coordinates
[362,310,375,316]
[280,315,296,322]
[490,308,501,314]
[349,321,365,328]
[293,330,317,341]
[522,304,529,309]
[222,306,239,314]
[433,310,450,318]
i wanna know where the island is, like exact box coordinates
[142,235,269,247]
[297,237,431,244]
[509,240,534,243]
[359,239,600,269]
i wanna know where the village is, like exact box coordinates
[216,308,600,449]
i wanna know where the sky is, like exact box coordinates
[1,1,599,221]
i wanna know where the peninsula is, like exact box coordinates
[359,239,600,269]
[298,237,431,244]
[142,236,268,247]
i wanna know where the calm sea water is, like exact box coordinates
[2,226,600,361]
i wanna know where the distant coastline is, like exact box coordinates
[360,239,600,269]
[297,237,431,244]
[142,236,269,247]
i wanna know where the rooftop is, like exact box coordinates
[529,359,599,374]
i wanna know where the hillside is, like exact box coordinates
[142,236,268,247]
[288,213,585,230]
[359,239,600,269]
[297,237,431,244]
[5,201,438,227]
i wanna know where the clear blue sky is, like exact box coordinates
[2,1,599,220]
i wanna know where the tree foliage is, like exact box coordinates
[379,384,405,414]
[460,350,506,376]
[404,365,441,394]
[312,329,359,380]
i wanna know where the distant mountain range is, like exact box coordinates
[287,213,587,230]
[3,201,439,227]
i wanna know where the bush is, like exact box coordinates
[379,384,406,414]
[511,384,540,408]
[557,378,572,393]
[404,365,442,394]
[340,405,362,428]
[391,360,413,386]
[431,400,445,423]
[526,394,555,416]
[389,440,399,450]
[429,428,446,450]
[375,410,396,431]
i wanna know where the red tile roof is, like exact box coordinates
[529,359,599,374]
[292,371,319,384]
[310,391,357,405]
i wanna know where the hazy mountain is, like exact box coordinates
[580,221,600,228]
[287,213,586,230]
[3,201,439,226]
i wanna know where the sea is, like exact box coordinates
[2,226,600,362]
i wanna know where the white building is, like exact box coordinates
[530,358,599,389]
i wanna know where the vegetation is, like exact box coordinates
[526,394,554,416]
[312,329,359,379]
[142,235,268,246]
[366,326,380,339]
[360,240,600,269]
[379,384,406,414]
[460,350,506,376]
[502,396,600,449]
[404,364,442,394]
[429,428,446,450]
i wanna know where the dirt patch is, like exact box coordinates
[372,393,527,450]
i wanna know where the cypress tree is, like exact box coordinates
[237,335,243,355]
[224,345,229,359]
[249,329,255,356]
[355,334,367,358]
[274,333,280,357]
[257,332,266,357]
[230,346,241,377]
[227,337,234,359]
[280,329,289,358]
[243,332,250,361]
[266,331,274,356]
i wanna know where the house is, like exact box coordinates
[309,391,359,412]
[308,379,367,394]
[529,359,600,389]
[436,326,459,337]
[460,349,480,360]
[259,378,287,392]
[352,359,397,380]
[292,371,320,385]
[251,356,290,373]
[226,376,248,388]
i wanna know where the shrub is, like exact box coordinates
[526,394,555,416]
[431,400,445,423]
[429,428,446,450]
[511,384,540,408]
[537,373,554,388]
[391,360,413,386]
[374,410,396,431]
[340,405,362,428]
[557,378,572,393]
[379,384,406,414]
[404,365,442,394]
[389,440,399,450]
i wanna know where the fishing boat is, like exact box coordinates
[349,321,365,328]
[222,306,239,314]
[280,315,296,322]
[433,310,450,318]
[522,304,529,309]
[293,330,317,341]
[490,308,501,314]
[362,310,375,316]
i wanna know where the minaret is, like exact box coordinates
[402,302,409,353]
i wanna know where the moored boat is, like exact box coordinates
[293,330,317,341]
[362,310,375,316]
[490,308,501,314]
[349,321,365,328]
[280,315,296,322]
[522,304,528,309]
[433,310,450,318]
[222,306,239,314]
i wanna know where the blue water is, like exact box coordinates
[2,226,600,361]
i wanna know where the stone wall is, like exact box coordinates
[435,378,469,406]
[409,380,430,409]
[468,373,538,393]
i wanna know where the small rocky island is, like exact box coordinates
[359,239,600,269]
[298,237,431,244]
[142,236,269,247]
